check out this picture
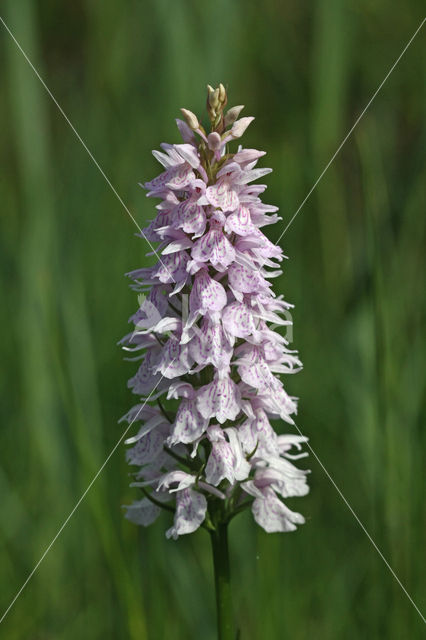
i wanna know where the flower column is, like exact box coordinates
[121,84,310,640]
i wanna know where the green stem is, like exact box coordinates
[210,523,234,640]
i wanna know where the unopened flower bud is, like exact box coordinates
[206,85,216,119]
[218,83,227,105]
[211,88,220,110]
[224,105,245,127]
[206,85,215,108]
[231,116,255,138]
[207,131,222,151]
[180,108,199,130]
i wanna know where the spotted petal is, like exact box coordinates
[189,318,233,368]
[165,164,196,190]
[154,336,193,379]
[173,200,207,237]
[196,374,241,424]
[252,487,305,533]
[206,179,239,211]
[225,205,255,236]
[228,263,270,295]
[222,301,257,339]
[189,270,227,324]
[153,252,189,284]
[168,398,209,445]
[166,488,207,539]
[191,227,235,271]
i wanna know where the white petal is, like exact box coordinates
[252,488,305,533]
[196,375,241,424]
[174,143,200,168]
[205,442,235,486]
[162,237,193,254]
[224,428,251,481]
[166,488,207,539]
[157,470,195,492]
[168,398,209,445]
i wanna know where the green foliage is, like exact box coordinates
[0,1,424,638]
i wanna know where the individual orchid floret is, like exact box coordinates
[187,268,227,327]
[121,83,309,543]
[166,383,209,445]
[205,426,251,486]
[197,371,241,425]
[245,484,306,533]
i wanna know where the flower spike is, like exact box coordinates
[122,85,309,538]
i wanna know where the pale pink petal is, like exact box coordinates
[165,164,196,190]
[241,479,264,499]
[222,301,257,339]
[224,428,251,481]
[277,434,309,456]
[173,200,207,237]
[257,461,310,498]
[189,269,227,322]
[238,420,257,456]
[228,263,270,294]
[174,143,200,168]
[207,131,222,151]
[216,161,242,179]
[231,116,255,138]
[225,205,255,236]
[166,381,194,400]
[233,148,266,165]
[205,441,236,485]
[144,169,175,193]
[124,412,166,445]
[168,398,209,445]
[237,346,281,393]
[162,236,193,255]
[166,488,207,539]
[252,488,305,533]
[154,335,193,379]
[119,403,159,425]
[191,225,235,271]
[176,118,196,145]
[196,374,241,424]
[188,318,233,368]
[157,470,195,492]
[153,252,189,284]
[206,179,239,211]
[235,167,272,185]
[257,386,298,424]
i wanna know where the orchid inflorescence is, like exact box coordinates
[121,84,309,539]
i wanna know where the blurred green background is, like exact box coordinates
[0,1,425,638]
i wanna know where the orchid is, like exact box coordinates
[121,83,309,639]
